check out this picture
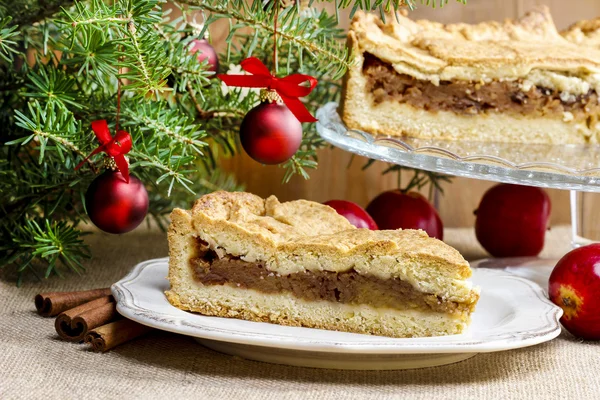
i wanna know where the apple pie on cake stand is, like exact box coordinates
[318,7,600,253]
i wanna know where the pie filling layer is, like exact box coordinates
[189,239,476,315]
[362,53,600,120]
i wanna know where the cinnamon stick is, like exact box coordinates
[84,319,153,352]
[35,288,112,317]
[55,296,118,342]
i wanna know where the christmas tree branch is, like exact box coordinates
[123,22,158,94]
[1,219,90,284]
[128,150,195,196]
[317,0,467,20]
[0,0,75,27]
[0,17,19,62]
[179,0,351,79]
[9,101,97,170]
[186,82,212,119]
[121,101,208,156]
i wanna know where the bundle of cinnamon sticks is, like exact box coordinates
[35,288,153,352]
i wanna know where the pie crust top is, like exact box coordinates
[562,17,600,48]
[350,7,600,88]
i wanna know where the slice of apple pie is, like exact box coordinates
[341,7,600,144]
[166,191,479,338]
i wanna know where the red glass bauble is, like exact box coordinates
[85,170,149,234]
[239,102,302,165]
[190,39,219,73]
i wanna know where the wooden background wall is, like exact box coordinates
[205,1,600,227]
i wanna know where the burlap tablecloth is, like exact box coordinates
[1,225,598,399]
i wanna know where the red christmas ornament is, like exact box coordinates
[218,57,318,164]
[85,170,149,234]
[240,100,302,164]
[190,39,219,73]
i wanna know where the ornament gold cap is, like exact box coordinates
[260,89,282,104]
[188,18,209,39]
[102,155,129,172]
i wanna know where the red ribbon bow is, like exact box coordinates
[217,57,318,123]
[75,120,132,183]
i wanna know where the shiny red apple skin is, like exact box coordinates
[365,190,443,240]
[549,244,600,340]
[475,184,550,257]
[323,200,378,230]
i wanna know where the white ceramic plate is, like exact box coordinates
[112,258,562,370]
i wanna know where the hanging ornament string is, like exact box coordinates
[115,0,122,133]
[115,63,122,132]
[75,121,132,183]
[218,1,318,123]
[75,17,133,183]
[273,3,278,74]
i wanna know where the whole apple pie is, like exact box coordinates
[166,191,479,338]
[341,7,600,144]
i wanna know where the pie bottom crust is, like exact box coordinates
[166,284,468,338]
[342,94,593,144]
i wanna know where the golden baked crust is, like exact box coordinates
[341,8,600,144]
[349,7,600,84]
[562,18,600,48]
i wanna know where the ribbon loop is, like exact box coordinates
[75,120,132,183]
[218,57,318,123]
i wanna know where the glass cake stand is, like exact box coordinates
[316,102,600,262]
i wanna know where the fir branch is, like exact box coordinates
[123,22,158,94]
[8,101,95,170]
[59,0,170,97]
[24,66,83,109]
[379,163,453,200]
[0,0,75,27]
[179,0,351,79]
[128,150,196,197]
[0,17,20,62]
[1,219,90,284]
[318,0,467,20]
[121,101,208,156]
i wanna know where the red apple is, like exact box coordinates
[475,184,550,257]
[365,190,443,240]
[549,244,600,340]
[323,200,378,230]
